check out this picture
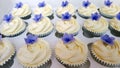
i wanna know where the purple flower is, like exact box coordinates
[38,1,46,7]
[62,12,71,20]
[104,0,112,7]
[3,14,13,23]
[82,0,91,8]
[62,33,75,44]
[24,34,38,44]
[0,35,2,41]
[116,12,120,20]
[91,12,101,21]
[61,1,68,7]
[33,14,43,22]
[101,34,115,45]
[15,2,23,8]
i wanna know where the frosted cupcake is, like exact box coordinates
[89,34,120,67]
[34,1,54,20]
[0,35,15,68]
[0,14,27,37]
[27,14,53,37]
[83,12,108,37]
[56,1,76,18]
[55,33,88,68]
[55,12,80,37]
[98,0,120,19]
[12,2,32,20]
[17,34,52,68]
[78,0,98,19]
[109,12,120,36]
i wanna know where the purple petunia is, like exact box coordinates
[116,12,120,20]
[33,14,43,22]
[3,14,13,23]
[62,33,75,44]
[101,34,115,45]
[24,34,38,44]
[61,1,69,7]
[62,12,71,20]
[15,2,23,8]
[104,0,112,7]
[38,1,46,7]
[82,0,91,8]
[91,12,101,21]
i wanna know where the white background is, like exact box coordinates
[1,0,120,68]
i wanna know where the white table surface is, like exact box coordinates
[2,0,120,68]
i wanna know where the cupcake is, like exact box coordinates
[12,2,32,20]
[0,35,15,68]
[27,14,53,37]
[98,0,120,19]
[34,1,54,20]
[89,34,120,67]
[78,0,98,19]
[17,34,52,68]
[56,1,76,18]
[109,12,120,36]
[0,14,27,37]
[82,12,108,37]
[55,33,89,68]
[55,12,80,37]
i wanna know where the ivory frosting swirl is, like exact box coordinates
[56,18,80,34]
[56,3,75,17]
[17,39,51,67]
[55,38,88,65]
[0,17,26,36]
[12,4,31,17]
[83,17,108,33]
[34,4,53,17]
[78,3,98,16]
[99,4,120,16]
[27,17,53,35]
[0,39,15,65]
[110,18,120,31]
[91,40,120,64]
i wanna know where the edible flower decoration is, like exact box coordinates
[62,33,75,44]
[104,0,112,7]
[24,34,38,45]
[38,1,46,7]
[33,14,43,22]
[116,12,120,20]
[82,0,91,8]
[0,35,2,41]
[62,12,71,20]
[91,12,101,21]
[3,14,13,23]
[62,1,68,7]
[101,34,115,45]
[15,2,23,8]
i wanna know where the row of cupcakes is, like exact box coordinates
[0,33,120,68]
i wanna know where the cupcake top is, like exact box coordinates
[99,0,120,16]
[12,2,31,17]
[0,35,15,65]
[91,34,120,64]
[83,12,108,33]
[56,12,80,34]
[17,34,51,67]
[110,12,120,31]
[78,0,98,16]
[27,14,53,35]
[0,14,26,36]
[34,1,53,16]
[55,33,88,65]
[56,1,75,17]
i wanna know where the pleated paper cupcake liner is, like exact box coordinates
[47,13,54,20]
[109,25,120,37]
[77,10,90,19]
[21,13,32,20]
[89,43,120,67]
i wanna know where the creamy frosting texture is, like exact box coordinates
[0,39,15,65]
[27,17,53,35]
[56,18,80,34]
[0,17,26,36]
[55,38,88,65]
[91,40,120,64]
[12,4,31,17]
[17,39,51,66]
[110,18,120,31]
[56,3,75,17]
[84,17,108,33]
[34,4,53,16]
